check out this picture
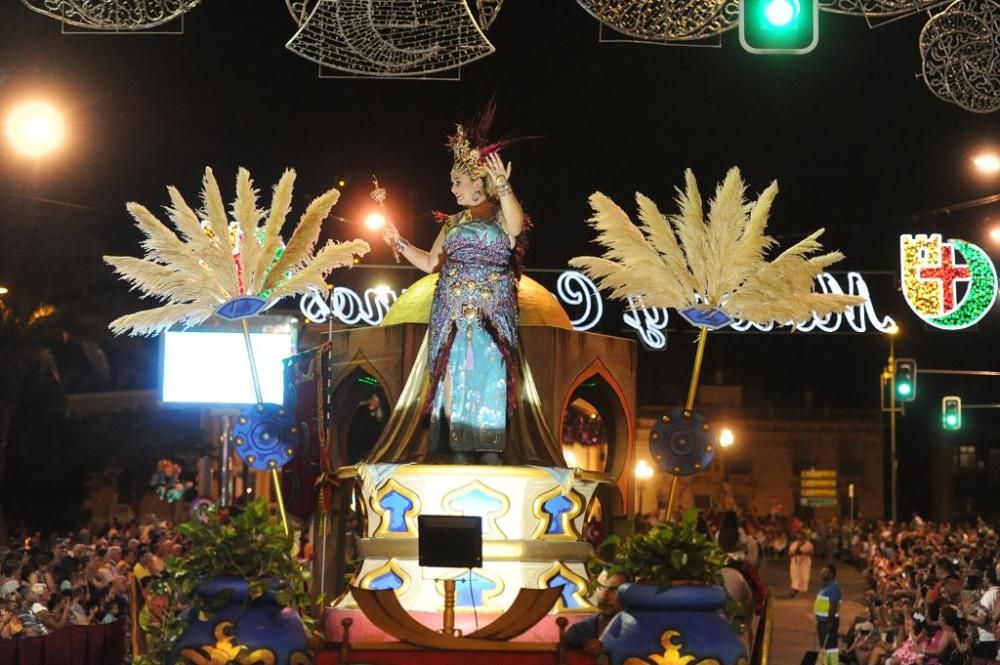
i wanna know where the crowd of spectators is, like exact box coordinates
[0,517,177,645]
[635,507,1000,665]
[836,516,999,665]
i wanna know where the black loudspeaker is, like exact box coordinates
[417,515,483,568]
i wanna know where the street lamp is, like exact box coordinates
[972,151,1000,176]
[635,459,654,516]
[717,428,736,509]
[5,101,65,158]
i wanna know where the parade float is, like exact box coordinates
[279,165,864,665]
[282,270,638,662]
[104,153,862,665]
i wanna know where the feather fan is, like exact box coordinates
[570,167,864,326]
[105,166,370,336]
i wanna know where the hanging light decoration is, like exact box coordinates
[20,0,202,30]
[285,0,499,77]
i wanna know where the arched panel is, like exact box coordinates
[559,358,635,519]
[327,352,395,469]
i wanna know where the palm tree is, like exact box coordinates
[0,299,59,541]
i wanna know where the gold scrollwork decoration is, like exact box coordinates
[180,621,276,665]
[359,558,412,597]
[537,562,593,612]
[531,486,585,540]
[370,477,421,538]
[623,628,748,665]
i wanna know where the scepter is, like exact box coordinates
[369,176,399,263]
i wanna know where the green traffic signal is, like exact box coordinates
[739,0,819,54]
[942,396,962,431]
[893,358,917,403]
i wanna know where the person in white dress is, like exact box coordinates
[789,531,815,597]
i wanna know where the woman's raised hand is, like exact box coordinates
[382,219,400,245]
[484,152,512,186]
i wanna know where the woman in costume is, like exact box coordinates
[381,122,525,465]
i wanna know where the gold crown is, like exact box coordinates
[450,125,488,179]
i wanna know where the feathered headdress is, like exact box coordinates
[446,99,530,180]
[569,167,863,326]
[104,167,370,336]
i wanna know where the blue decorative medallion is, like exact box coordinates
[230,403,300,470]
[678,306,733,330]
[216,295,269,321]
[648,409,714,476]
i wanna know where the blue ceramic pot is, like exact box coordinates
[601,583,747,665]
[173,577,312,664]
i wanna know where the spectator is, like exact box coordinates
[564,573,626,649]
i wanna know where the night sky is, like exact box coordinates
[0,1,997,422]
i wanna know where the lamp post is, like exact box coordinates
[635,459,654,517]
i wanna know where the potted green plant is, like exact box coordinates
[136,498,317,665]
[596,508,747,665]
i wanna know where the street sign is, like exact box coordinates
[800,468,838,504]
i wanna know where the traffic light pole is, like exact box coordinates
[889,334,897,524]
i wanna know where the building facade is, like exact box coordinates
[634,386,885,521]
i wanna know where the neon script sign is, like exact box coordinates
[900,234,999,330]
[300,271,896,350]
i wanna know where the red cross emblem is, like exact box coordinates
[919,244,970,312]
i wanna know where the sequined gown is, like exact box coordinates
[426,209,518,454]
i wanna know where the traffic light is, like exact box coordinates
[942,396,962,430]
[893,358,917,402]
[739,0,819,54]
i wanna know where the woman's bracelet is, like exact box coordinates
[496,180,512,197]
[393,237,411,253]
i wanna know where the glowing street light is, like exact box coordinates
[365,212,387,232]
[972,152,1000,175]
[719,428,735,448]
[989,226,1000,245]
[635,459,654,516]
[5,101,65,157]
[0,286,8,296]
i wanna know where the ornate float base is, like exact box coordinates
[329,464,608,643]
